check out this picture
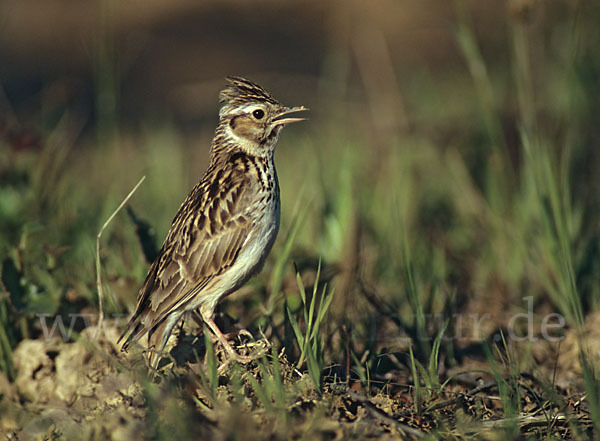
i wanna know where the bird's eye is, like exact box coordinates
[252,109,265,120]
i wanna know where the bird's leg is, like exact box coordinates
[193,310,254,342]
[203,315,255,364]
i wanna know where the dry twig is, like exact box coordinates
[96,176,146,326]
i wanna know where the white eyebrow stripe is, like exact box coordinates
[235,103,267,114]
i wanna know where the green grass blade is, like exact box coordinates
[287,305,306,366]
[247,370,273,414]
[270,346,286,409]
[305,344,322,395]
[409,345,422,413]
[295,272,307,314]
[427,320,449,390]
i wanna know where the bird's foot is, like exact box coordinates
[216,338,271,375]
[202,315,270,370]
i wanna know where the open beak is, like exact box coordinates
[272,106,309,126]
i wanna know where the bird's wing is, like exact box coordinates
[151,183,253,316]
[120,160,256,346]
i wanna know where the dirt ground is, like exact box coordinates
[0,312,597,441]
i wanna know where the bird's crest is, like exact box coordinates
[219,76,279,114]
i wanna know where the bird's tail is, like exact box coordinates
[118,310,184,371]
[117,312,147,352]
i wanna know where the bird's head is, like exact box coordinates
[216,76,307,157]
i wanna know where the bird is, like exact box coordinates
[118,76,307,369]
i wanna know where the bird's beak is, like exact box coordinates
[272,106,309,126]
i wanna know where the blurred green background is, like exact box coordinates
[1,0,599,386]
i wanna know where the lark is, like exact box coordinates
[119,76,307,369]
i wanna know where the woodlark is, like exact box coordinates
[119,76,307,369]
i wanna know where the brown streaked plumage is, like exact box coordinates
[118,76,307,369]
